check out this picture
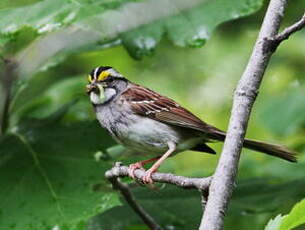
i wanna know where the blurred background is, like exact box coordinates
[1,0,305,230]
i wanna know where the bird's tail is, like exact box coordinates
[209,131,297,162]
[243,138,297,162]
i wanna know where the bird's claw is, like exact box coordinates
[128,162,144,179]
[142,169,154,184]
[129,163,156,184]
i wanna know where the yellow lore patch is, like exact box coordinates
[97,71,110,81]
[88,74,93,83]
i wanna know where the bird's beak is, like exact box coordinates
[86,82,107,94]
[86,84,97,94]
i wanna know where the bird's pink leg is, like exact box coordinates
[128,156,160,179]
[143,142,176,184]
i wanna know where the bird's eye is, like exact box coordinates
[107,77,114,83]
[87,75,93,83]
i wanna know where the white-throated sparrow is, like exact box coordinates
[86,66,297,183]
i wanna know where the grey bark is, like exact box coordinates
[199,1,303,229]
[105,162,211,230]
[106,164,163,230]
[105,2,305,229]
[105,163,211,190]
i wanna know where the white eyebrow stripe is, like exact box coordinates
[93,67,99,79]
[107,68,123,78]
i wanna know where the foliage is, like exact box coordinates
[265,215,283,230]
[0,106,119,230]
[264,199,305,230]
[89,179,305,230]
[1,0,264,76]
[279,199,305,230]
[0,0,305,230]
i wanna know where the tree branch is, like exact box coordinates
[106,165,163,230]
[0,58,17,135]
[200,1,303,230]
[104,2,304,230]
[105,162,211,230]
[265,13,305,53]
[273,13,305,43]
[105,162,211,190]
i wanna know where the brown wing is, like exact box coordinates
[121,84,225,139]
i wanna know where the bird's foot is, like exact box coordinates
[128,162,144,179]
[142,168,156,184]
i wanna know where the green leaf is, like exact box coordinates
[9,75,91,126]
[0,0,41,10]
[87,185,202,230]
[264,215,284,230]
[0,0,131,56]
[7,0,264,75]
[88,178,305,230]
[0,113,120,230]
[279,199,305,230]
[0,0,126,35]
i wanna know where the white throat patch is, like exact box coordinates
[90,92,102,104]
[90,88,117,105]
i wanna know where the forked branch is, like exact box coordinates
[105,162,211,190]
[200,1,305,230]
[273,13,305,43]
[106,165,163,230]
[105,162,211,230]
[105,2,305,230]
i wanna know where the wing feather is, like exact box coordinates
[122,84,225,138]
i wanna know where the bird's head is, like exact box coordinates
[86,66,128,105]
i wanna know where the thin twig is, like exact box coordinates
[105,162,211,230]
[273,13,305,43]
[0,58,17,135]
[107,173,163,230]
[264,13,305,53]
[104,5,304,230]
[105,163,212,190]
[200,1,303,230]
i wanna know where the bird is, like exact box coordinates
[86,66,297,184]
